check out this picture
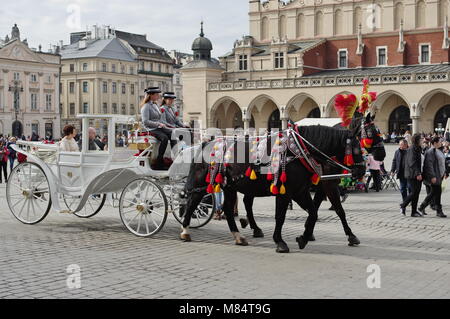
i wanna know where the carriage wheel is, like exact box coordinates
[6,162,52,225]
[173,193,216,229]
[119,178,168,237]
[63,194,106,218]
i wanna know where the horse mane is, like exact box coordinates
[296,125,351,157]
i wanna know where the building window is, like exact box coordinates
[158,64,162,73]
[130,67,134,74]
[112,103,117,114]
[377,47,387,66]
[83,81,88,93]
[83,103,89,113]
[45,94,52,111]
[140,62,145,71]
[14,72,20,81]
[46,75,52,84]
[338,49,348,68]
[69,82,75,94]
[239,55,248,71]
[30,74,37,82]
[149,63,153,72]
[112,64,116,73]
[420,44,430,64]
[122,83,126,94]
[31,94,38,110]
[102,81,108,93]
[130,104,135,114]
[102,63,107,72]
[70,64,75,72]
[121,104,126,114]
[70,103,75,115]
[31,123,39,135]
[274,52,284,69]
[121,65,125,73]
[103,103,108,114]
[82,63,88,71]
[131,84,135,95]
[112,82,117,94]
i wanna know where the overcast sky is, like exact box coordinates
[0,0,249,57]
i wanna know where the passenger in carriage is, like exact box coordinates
[140,87,176,170]
[60,125,79,152]
[77,127,105,151]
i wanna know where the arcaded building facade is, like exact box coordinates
[182,0,450,135]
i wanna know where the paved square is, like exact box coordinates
[0,145,449,299]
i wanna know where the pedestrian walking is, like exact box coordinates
[7,137,17,173]
[400,133,424,217]
[418,137,448,218]
[367,154,382,192]
[391,139,411,201]
[0,141,9,183]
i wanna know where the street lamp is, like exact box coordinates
[8,80,24,136]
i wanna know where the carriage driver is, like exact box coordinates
[140,87,177,170]
[160,92,189,128]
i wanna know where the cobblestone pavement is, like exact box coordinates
[0,145,449,299]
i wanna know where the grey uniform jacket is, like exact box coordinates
[141,102,169,131]
[161,105,184,128]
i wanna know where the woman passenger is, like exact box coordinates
[60,125,79,152]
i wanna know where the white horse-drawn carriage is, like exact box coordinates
[6,114,215,237]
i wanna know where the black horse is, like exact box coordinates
[240,113,387,246]
[180,123,367,253]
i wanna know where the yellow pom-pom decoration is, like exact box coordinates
[214,184,221,193]
[250,169,257,180]
[280,184,286,195]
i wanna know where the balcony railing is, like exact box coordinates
[208,71,450,91]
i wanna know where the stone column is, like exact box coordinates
[320,104,329,118]
[280,105,288,130]
[412,116,420,135]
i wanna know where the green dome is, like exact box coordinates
[191,22,212,51]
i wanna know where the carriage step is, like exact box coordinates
[59,210,74,214]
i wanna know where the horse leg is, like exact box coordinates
[243,195,264,238]
[292,191,317,250]
[180,191,204,242]
[292,192,317,242]
[273,196,291,253]
[223,189,248,246]
[323,181,360,246]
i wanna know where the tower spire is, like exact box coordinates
[200,21,204,37]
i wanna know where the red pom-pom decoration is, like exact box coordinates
[267,172,274,181]
[280,171,287,184]
[215,173,224,184]
[344,154,354,166]
[175,112,179,117]
[272,185,279,195]
[311,174,320,185]
[205,172,211,184]
[206,184,214,194]
[160,108,165,113]
[245,166,252,177]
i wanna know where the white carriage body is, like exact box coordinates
[12,114,192,214]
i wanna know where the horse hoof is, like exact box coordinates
[276,242,290,253]
[236,237,249,246]
[308,234,316,242]
[348,235,360,246]
[239,218,249,229]
[180,234,192,242]
[253,229,264,238]
[296,236,308,250]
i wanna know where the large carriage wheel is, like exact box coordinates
[6,162,52,225]
[119,178,168,237]
[173,193,216,229]
[62,194,106,218]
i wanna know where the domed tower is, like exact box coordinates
[192,22,213,61]
[11,24,20,40]
[181,22,224,128]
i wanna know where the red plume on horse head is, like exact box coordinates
[358,78,378,114]
[334,93,358,127]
